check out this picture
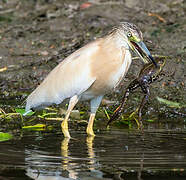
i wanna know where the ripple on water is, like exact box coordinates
[0,129,186,179]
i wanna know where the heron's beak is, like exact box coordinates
[131,41,157,67]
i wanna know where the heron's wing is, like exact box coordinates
[25,41,99,111]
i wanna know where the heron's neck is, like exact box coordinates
[105,31,130,50]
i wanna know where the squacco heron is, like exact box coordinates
[24,22,156,138]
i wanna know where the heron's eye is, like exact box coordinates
[127,32,132,37]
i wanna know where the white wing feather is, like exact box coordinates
[25,42,98,111]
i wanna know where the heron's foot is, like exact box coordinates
[86,126,95,137]
[87,113,96,137]
[61,119,71,138]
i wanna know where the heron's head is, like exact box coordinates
[117,22,157,66]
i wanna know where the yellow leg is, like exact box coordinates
[86,113,96,137]
[61,118,71,138]
[86,96,103,137]
[61,95,79,138]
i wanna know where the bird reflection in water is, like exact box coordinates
[61,138,78,179]
[86,136,96,170]
[60,136,97,179]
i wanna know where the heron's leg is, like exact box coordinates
[61,95,79,138]
[87,96,103,136]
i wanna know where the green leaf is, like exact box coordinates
[22,124,46,131]
[0,132,13,142]
[156,97,181,108]
[15,108,35,116]
[146,119,155,122]
[103,107,110,120]
[38,112,57,118]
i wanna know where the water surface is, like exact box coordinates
[1,128,186,180]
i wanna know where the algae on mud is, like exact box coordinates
[0,132,13,142]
